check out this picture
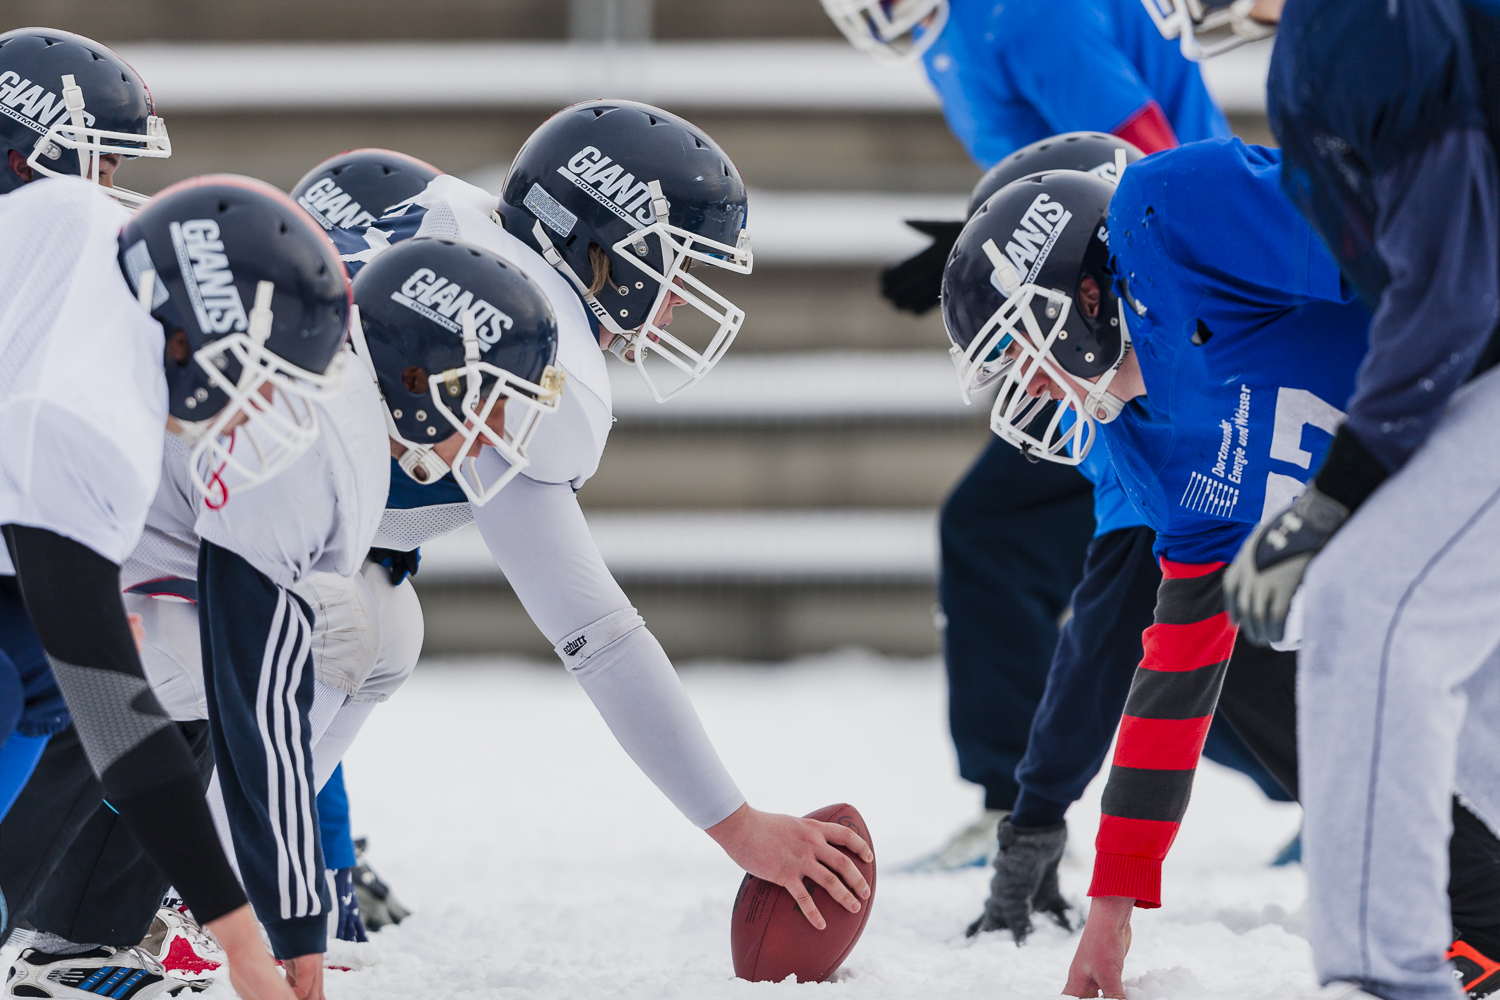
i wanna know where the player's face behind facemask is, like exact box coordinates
[497,100,752,403]
[0,28,171,207]
[943,170,1130,465]
[820,0,949,64]
[348,237,565,506]
[1138,0,1280,60]
[119,175,353,507]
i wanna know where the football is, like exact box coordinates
[730,803,877,983]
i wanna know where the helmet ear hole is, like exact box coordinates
[402,366,430,394]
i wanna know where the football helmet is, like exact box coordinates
[118,175,351,504]
[291,148,442,231]
[883,132,1143,317]
[942,170,1128,465]
[0,28,170,207]
[348,237,565,506]
[497,100,752,403]
[820,0,949,65]
[949,132,1141,398]
[1139,0,1276,60]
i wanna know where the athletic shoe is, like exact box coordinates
[350,838,411,930]
[1450,936,1500,998]
[5,946,206,999]
[135,908,221,982]
[897,810,1007,872]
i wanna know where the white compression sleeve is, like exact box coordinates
[471,474,745,829]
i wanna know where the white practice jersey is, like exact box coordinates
[128,350,390,590]
[0,178,166,574]
[364,175,614,551]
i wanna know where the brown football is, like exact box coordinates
[729,802,877,983]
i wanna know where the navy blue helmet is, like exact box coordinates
[968,132,1143,218]
[350,237,564,504]
[118,175,352,501]
[498,100,752,402]
[0,28,170,205]
[942,169,1127,465]
[883,131,1143,315]
[291,148,442,231]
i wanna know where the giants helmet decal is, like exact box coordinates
[0,27,170,206]
[291,148,442,231]
[349,237,564,505]
[498,100,752,403]
[119,175,351,503]
[943,170,1127,465]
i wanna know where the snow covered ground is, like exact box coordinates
[302,651,1312,1000]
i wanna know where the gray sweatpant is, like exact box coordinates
[1300,365,1500,1000]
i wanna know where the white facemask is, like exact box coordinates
[26,73,171,210]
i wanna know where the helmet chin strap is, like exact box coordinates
[531,220,633,339]
[346,301,455,486]
[1081,302,1134,425]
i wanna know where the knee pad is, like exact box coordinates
[351,562,424,703]
[553,607,645,672]
[296,571,381,698]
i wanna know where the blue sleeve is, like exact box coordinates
[1344,129,1500,471]
[1110,140,1352,320]
[1070,411,1149,536]
[996,0,1163,139]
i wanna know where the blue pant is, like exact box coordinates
[317,764,357,871]
[940,439,1288,815]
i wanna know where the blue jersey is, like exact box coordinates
[921,0,1231,169]
[1061,408,1147,537]
[1102,139,1370,564]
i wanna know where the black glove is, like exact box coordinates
[966,818,1072,943]
[369,547,421,586]
[879,219,965,315]
[1224,483,1349,647]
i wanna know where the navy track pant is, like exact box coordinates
[199,541,328,959]
[940,438,1288,814]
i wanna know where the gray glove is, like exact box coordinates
[966,818,1072,944]
[1224,483,1349,647]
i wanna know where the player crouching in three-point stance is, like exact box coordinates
[0,171,349,999]
[941,138,1500,998]
[328,102,874,929]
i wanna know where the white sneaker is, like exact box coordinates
[5,945,206,999]
[898,809,1008,872]
[136,907,222,982]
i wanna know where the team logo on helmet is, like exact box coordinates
[296,177,380,230]
[559,146,659,228]
[0,71,94,135]
[391,267,514,350]
[169,220,249,335]
[1000,193,1073,289]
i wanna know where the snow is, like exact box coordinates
[416,511,939,584]
[305,652,1312,999]
[113,40,1272,115]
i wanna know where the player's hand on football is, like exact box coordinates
[1062,895,1133,999]
[708,803,873,930]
